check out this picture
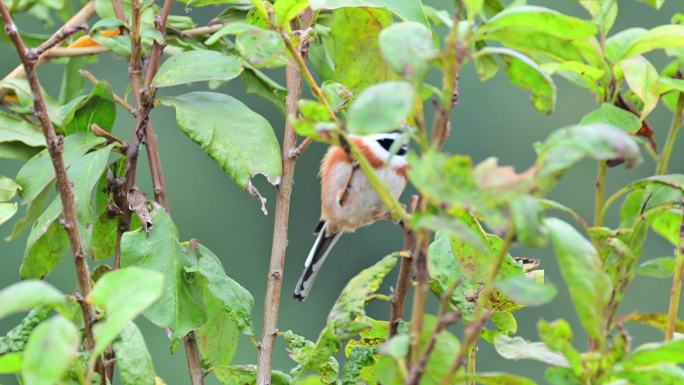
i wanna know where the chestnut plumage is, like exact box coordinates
[293,132,409,301]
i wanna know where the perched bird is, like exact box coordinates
[293,131,409,301]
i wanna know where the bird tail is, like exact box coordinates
[293,221,342,301]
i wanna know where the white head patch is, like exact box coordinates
[351,132,409,169]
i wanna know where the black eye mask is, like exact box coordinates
[376,138,408,156]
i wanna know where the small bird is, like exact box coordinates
[293,131,409,301]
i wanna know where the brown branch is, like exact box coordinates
[30,23,88,58]
[257,16,311,385]
[80,70,135,114]
[0,1,95,99]
[406,311,461,385]
[389,195,420,337]
[177,24,223,37]
[0,0,102,380]
[91,123,127,149]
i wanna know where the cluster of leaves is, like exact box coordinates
[1,0,684,384]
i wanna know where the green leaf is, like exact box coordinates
[188,243,254,335]
[545,367,583,385]
[637,257,676,278]
[622,339,684,368]
[111,322,157,385]
[121,206,206,338]
[153,50,244,87]
[0,175,20,201]
[620,25,684,60]
[341,345,376,385]
[471,373,538,385]
[510,195,548,247]
[428,223,524,320]
[545,218,610,341]
[326,8,396,93]
[379,22,436,79]
[0,281,64,318]
[495,276,557,306]
[15,132,105,204]
[309,0,427,23]
[418,315,460,385]
[605,28,646,63]
[274,0,309,27]
[329,254,398,337]
[0,307,52,356]
[214,365,293,385]
[0,202,18,227]
[493,335,569,367]
[479,5,597,40]
[241,66,287,115]
[22,315,80,385]
[537,319,582,373]
[576,0,617,33]
[0,142,42,160]
[197,292,239,368]
[6,184,51,241]
[618,56,660,118]
[0,110,45,147]
[0,352,23,374]
[347,81,415,134]
[652,210,682,245]
[21,145,114,279]
[477,47,556,114]
[535,124,642,194]
[581,103,641,134]
[0,79,63,126]
[61,81,116,135]
[161,92,281,214]
[283,330,339,383]
[86,267,164,357]
[482,29,584,62]
[622,313,684,335]
[236,28,288,68]
[616,365,684,385]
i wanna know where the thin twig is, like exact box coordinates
[178,24,223,37]
[30,23,88,58]
[257,16,310,385]
[44,46,111,58]
[666,199,684,341]
[389,199,418,337]
[0,0,102,381]
[91,124,127,149]
[439,229,515,385]
[0,1,96,99]
[80,70,135,114]
[406,280,462,385]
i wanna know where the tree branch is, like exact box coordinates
[80,69,135,114]
[257,17,310,385]
[0,1,95,99]
[0,0,101,379]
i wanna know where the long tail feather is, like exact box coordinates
[293,222,342,301]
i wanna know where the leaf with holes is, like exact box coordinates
[161,92,281,214]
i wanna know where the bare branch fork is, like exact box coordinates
[0,0,105,380]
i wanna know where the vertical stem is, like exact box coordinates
[257,51,303,385]
[145,121,169,209]
[0,0,101,380]
[389,224,416,337]
[467,343,477,385]
[409,232,430,365]
[657,94,684,176]
[184,331,204,385]
[594,161,607,227]
[665,201,684,341]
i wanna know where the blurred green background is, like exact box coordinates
[1,1,683,384]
